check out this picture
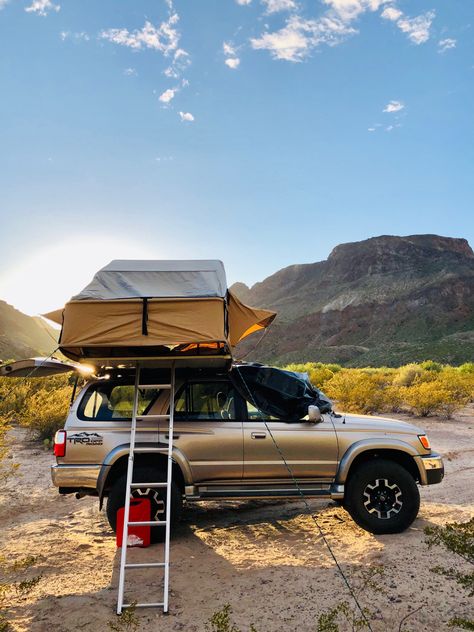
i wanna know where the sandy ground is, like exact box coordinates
[1,409,473,632]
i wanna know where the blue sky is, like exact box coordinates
[0,0,472,315]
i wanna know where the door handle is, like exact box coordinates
[251,432,267,439]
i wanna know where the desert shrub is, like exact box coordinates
[324,370,390,414]
[0,417,18,484]
[401,381,448,417]
[420,360,443,372]
[284,362,337,390]
[18,382,71,441]
[425,518,474,629]
[392,363,425,387]
[458,362,474,374]
[0,375,74,442]
[207,604,257,632]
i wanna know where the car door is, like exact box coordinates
[243,399,338,481]
[167,378,245,483]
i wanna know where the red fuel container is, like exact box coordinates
[116,498,151,548]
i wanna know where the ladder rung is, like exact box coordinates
[125,562,166,569]
[136,414,170,420]
[128,520,167,526]
[138,384,171,389]
[122,602,165,609]
[130,482,168,488]
[133,447,169,453]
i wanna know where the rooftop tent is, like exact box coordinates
[230,363,333,420]
[42,260,276,363]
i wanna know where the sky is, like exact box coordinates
[0,0,472,315]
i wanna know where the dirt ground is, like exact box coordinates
[1,408,473,632]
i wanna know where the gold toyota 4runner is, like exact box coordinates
[3,359,445,537]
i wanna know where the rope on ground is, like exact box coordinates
[234,365,375,632]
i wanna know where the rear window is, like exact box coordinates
[78,383,160,421]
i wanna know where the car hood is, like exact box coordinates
[334,412,425,436]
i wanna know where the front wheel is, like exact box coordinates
[106,467,182,543]
[345,459,420,534]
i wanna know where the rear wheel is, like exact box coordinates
[106,466,182,543]
[345,459,420,534]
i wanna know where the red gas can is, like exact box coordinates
[116,498,151,548]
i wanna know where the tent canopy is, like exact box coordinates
[43,260,276,363]
[72,259,228,300]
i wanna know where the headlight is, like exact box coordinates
[418,434,431,450]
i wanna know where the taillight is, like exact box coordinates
[54,430,67,457]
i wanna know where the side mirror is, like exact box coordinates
[308,405,322,423]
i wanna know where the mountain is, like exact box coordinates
[0,301,58,362]
[231,235,474,366]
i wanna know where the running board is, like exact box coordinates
[186,484,344,500]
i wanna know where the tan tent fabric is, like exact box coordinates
[42,308,64,325]
[40,260,276,361]
[59,298,225,348]
[227,291,276,346]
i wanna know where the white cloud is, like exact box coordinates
[323,0,389,22]
[225,58,241,69]
[395,10,435,45]
[381,6,402,21]
[262,0,297,14]
[60,31,90,42]
[25,0,60,16]
[223,41,236,56]
[124,67,137,76]
[223,41,241,69]
[100,15,180,56]
[164,47,190,78]
[383,100,404,113]
[159,88,176,103]
[251,14,356,62]
[368,127,376,132]
[179,111,194,122]
[0,0,9,10]
[438,38,456,53]
[236,0,252,4]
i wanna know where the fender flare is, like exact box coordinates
[96,443,193,504]
[336,438,423,485]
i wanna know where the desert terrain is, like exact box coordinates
[1,408,473,632]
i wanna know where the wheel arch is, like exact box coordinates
[337,440,422,486]
[97,444,189,508]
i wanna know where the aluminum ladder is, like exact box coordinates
[117,361,176,614]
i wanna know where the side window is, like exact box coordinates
[79,384,160,421]
[245,401,280,421]
[174,381,237,420]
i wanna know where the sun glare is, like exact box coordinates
[0,237,157,316]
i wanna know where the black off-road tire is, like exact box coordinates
[345,459,420,535]
[106,466,183,543]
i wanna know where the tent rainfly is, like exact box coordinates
[43,260,276,362]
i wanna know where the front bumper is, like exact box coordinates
[414,453,444,485]
[51,464,101,490]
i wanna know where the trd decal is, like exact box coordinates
[67,432,103,446]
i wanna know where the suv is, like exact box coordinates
[48,366,444,537]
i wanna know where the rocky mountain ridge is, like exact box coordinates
[231,234,474,366]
